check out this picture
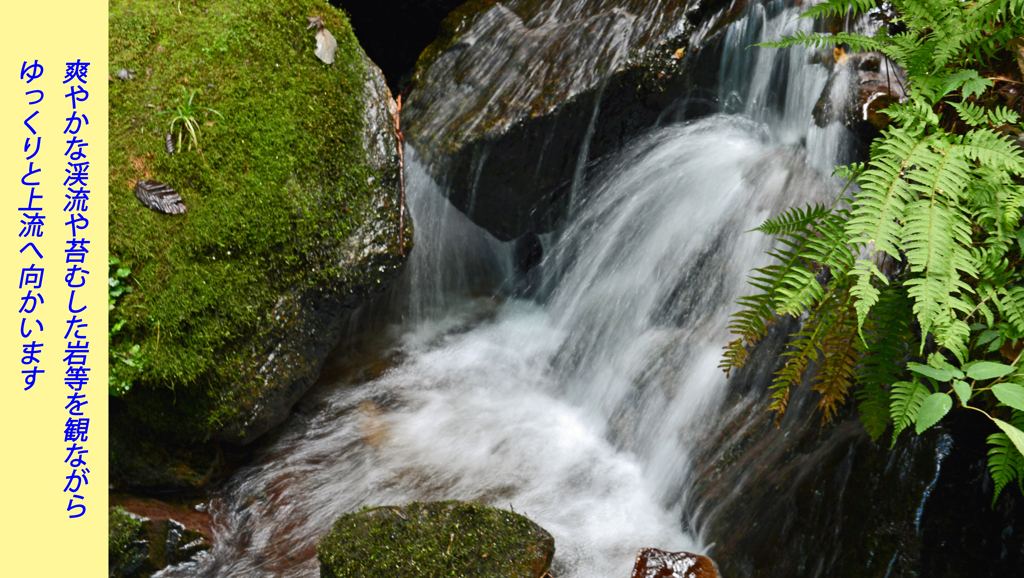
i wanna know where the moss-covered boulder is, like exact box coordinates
[110,506,145,577]
[109,0,412,451]
[317,501,555,578]
[402,0,746,241]
[108,505,211,578]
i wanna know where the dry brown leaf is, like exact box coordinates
[833,45,849,65]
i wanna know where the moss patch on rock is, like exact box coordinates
[109,506,144,576]
[109,0,409,442]
[317,501,555,578]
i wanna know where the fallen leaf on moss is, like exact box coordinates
[314,28,337,64]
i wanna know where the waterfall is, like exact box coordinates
[165,2,862,577]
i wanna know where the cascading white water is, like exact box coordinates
[164,2,861,577]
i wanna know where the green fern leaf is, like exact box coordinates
[857,382,891,441]
[998,287,1024,337]
[951,101,987,127]
[987,429,1023,506]
[987,106,1020,128]
[850,259,886,330]
[753,204,831,236]
[990,410,1024,503]
[941,69,992,100]
[890,379,931,447]
[801,0,876,20]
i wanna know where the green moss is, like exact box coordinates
[109,506,143,574]
[109,0,382,434]
[317,501,554,578]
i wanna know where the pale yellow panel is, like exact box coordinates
[0,1,108,576]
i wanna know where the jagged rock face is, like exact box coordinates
[318,501,555,578]
[403,0,747,241]
[109,0,413,478]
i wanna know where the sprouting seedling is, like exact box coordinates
[156,86,222,153]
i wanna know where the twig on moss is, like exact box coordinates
[395,94,406,257]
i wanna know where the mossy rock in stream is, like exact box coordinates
[110,506,145,577]
[109,0,413,453]
[318,501,555,578]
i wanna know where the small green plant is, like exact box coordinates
[109,257,145,396]
[109,256,133,310]
[156,86,222,152]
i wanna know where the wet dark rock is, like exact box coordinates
[318,501,555,578]
[631,548,721,578]
[812,50,905,145]
[134,180,187,215]
[515,232,544,292]
[515,233,544,276]
[403,0,747,240]
[688,337,1024,578]
[110,398,222,490]
[109,506,211,578]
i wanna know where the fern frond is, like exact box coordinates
[987,106,1020,128]
[850,259,886,330]
[857,284,916,440]
[890,378,931,447]
[988,409,1024,505]
[776,210,855,316]
[998,286,1024,337]
[846,126,934,257]
[900,152,977,354]
[753,203,831,236]
[800,0,876,20]
[942,69,993,101]
[811,297,859,423]
[951,101,987,127]
[896,0,965,69]
[723,208,848,374]
[757,30,883,53]
[959,129,1024,177]
[858,382,892,441]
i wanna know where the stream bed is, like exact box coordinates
[165,3,859,577]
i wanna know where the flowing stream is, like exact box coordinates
[172,2,860,577]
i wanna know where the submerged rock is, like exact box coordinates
[109,0,413,472]
[631,548,721,578]
[318,501,555,578]
[403,0,747,240]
